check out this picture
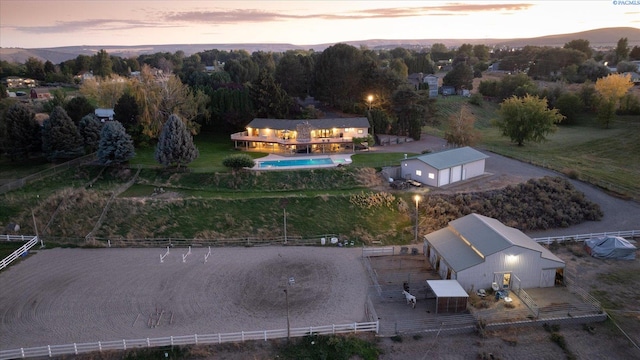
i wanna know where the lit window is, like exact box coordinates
[428,173,435,179]
[358,129,363,134]
[416,170,422,176]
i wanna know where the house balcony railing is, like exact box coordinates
[230,132,359,145]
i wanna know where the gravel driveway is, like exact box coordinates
[370,134,640,237]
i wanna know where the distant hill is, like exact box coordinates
[1,27,638,64]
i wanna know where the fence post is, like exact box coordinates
[195,334,198,344]
[353,322,357,333]
[264,330,267,341]
[48,345,52,357]
[170,336,174,346]
[123,339,126,350]
[74,343,78,355]
[98,341,102,352]
[21,348,25,358]
[376,321,379,334]
[218,333,222,344]
[332,324,335,334]
[147,338,150,347]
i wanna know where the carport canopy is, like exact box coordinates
[427,280,469,313]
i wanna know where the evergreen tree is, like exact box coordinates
[3,102,42,161]
[78,114,103,152]
[41,106,84,162]
[155,114,199,168]
[64,96,95,125]
[113,93,143,145]
[97,121,135,165]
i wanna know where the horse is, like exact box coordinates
[402,290,416,308]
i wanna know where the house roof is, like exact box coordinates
[246,117,370,131]
[426,280,469,298]
[95,108,115,118]
[406,146,488,170]
[425,213,564,272]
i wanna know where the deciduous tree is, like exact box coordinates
[594,73,634,128]
[155,114,199,168]
[97,121,135,165]
[444,106,481,147]
[131,65,209,138]
[494,95,564,146]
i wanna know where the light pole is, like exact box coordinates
[414,195,421,243]
[284,288,290,340]
[367,95,374,147]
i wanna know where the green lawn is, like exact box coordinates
[129,132,266,172]
[432,96,640,200]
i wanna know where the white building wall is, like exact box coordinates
[456,246,563,291]
[438,169,450,186]
[450,165,462,183]
[401,160,438,187]
[462,159,485,180]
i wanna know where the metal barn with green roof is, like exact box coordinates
[400,147,488,187]
[423,213,565,292]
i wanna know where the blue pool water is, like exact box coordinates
[258,157,335,168]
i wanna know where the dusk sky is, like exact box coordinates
[1,1,638,49]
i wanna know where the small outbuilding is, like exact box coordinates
[400,146,488,187]
[584,236,637,260]
[426,280,469,314]
[424,213,565,292]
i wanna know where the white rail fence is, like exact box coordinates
[0,235,38,271]
[0,321,378,360]
[532,230,640,245]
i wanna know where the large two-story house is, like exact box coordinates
[231,117,371,154]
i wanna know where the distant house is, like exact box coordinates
[423,213,566,292]
[95,108,115,122]
[439,86,456,96]
[74,71,94,83]
[407,73,439,98]
[30,88,52,100]
[231,117,371,154]
[400,146,488,187]
[3,76,36,88]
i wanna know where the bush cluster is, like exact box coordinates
[423,176,602,231]
[349,191,396,209]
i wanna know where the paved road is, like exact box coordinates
[370,134,640,237]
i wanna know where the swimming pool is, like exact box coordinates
[257,157,335,168]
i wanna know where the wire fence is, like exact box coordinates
[0,153,97,195]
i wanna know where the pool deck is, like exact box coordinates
[251,154,353,170]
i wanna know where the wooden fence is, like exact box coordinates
[0,321,378,360]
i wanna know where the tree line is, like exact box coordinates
[1,37,638,163]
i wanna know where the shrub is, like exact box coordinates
[469,93,483,106]
[222,154,255,171]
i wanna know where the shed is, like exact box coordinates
[95,108,115,122]
[400,147,488,187]
[426,280,469,314]
[584,236,636,260]
[423,213,565,292]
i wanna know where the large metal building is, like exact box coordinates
[400,147,488,187]
[423,213,565,292]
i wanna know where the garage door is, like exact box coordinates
[438,169,450,186]
[450,166,462,183]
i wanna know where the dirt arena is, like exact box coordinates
[0,246,369,350]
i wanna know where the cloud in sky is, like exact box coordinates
[0,1,636,48]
